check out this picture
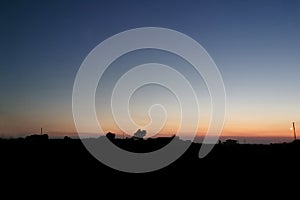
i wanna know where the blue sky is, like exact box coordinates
[1,0,300,138]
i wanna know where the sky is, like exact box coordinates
[1,0,300,141]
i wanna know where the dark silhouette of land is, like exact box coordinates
[1,134,300,171]
[1,133,300,192]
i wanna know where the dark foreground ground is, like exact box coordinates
[1,137,300,193]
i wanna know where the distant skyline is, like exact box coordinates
[1,0,300,141]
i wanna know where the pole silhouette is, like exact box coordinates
[292,122,297,140]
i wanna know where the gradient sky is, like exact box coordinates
[1,0,300,140]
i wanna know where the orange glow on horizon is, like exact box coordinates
[1,113,297,140]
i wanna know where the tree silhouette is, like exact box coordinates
[133,129,147,139]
